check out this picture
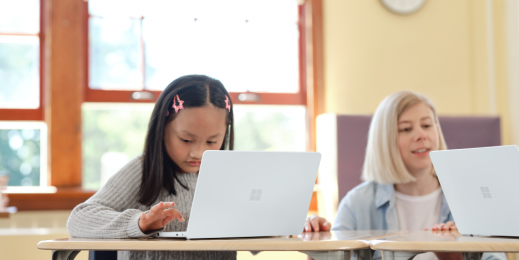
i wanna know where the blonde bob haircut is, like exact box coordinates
[361,91,448,184]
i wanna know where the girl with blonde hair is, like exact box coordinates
[306,91,505,260]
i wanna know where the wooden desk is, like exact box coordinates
[38,230,400,260]
[370,230,519,260]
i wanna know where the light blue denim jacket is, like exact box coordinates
[332,181,506,260]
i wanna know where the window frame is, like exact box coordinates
[0,0,46,189]
[2,0,97,210]
[4,0,323,212]
[82,3,307,106]
[0,0,44,120]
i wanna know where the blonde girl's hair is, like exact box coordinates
[361,91,448,184]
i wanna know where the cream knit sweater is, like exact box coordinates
[67,156,236,260]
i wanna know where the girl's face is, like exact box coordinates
[164,104,228,173]
[397,102,440,175]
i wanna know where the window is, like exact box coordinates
[0,0,42,120]
[0,0,46,188]
[0,122,47,187]
[0,0,322,212]
[82,104,306,190]
[83,0,307,190]
[233,105,306,151]
[86,0,301,94]
[82,103,153,190]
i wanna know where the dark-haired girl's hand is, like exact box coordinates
[138,201,184,232]
[303,214,332,232]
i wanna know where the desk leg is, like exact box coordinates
[462,253,482,260]
[300,250,352,260]
[381,251,423,260]
[52,250,80,260]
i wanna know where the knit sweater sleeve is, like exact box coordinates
[67,156,154,238]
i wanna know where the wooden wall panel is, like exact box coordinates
[303,0,324,212]
[43,0,84,187]
[304,0,325,153]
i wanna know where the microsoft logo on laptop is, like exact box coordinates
[481,187,492,198]
[250,189,262,201]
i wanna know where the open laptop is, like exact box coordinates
[430,145,519,237]
[157,150,321,239]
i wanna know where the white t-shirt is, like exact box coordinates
[395,187,443,260]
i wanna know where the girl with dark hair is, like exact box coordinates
[67,75,236,260]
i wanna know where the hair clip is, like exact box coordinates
[172,94,184,113]
[225,95,231,112]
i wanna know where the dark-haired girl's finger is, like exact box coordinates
[163,208,184,222]
[148,202,174,218]
[155,201,175,210]
[304,219,311,232]
[162,215,177,226]
[174,210,184,222]
[163,202,175,208]
[310,218,319,232]
[148,202,163,216]
[321,221,331,231]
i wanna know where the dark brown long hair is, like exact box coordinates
[139,75,234,206]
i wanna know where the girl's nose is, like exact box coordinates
[190,143,204,159]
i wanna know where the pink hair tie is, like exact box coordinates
[172,95,184,113]
[225,95,231,112]
[166,94,184,117]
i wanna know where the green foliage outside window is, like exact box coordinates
[82,104,305,190]
[0,129,41,186]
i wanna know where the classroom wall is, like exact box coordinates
[0,211,89,260]
[322,0,513,145]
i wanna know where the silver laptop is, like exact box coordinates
[157,150,321,239]
[430,145,519,237]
